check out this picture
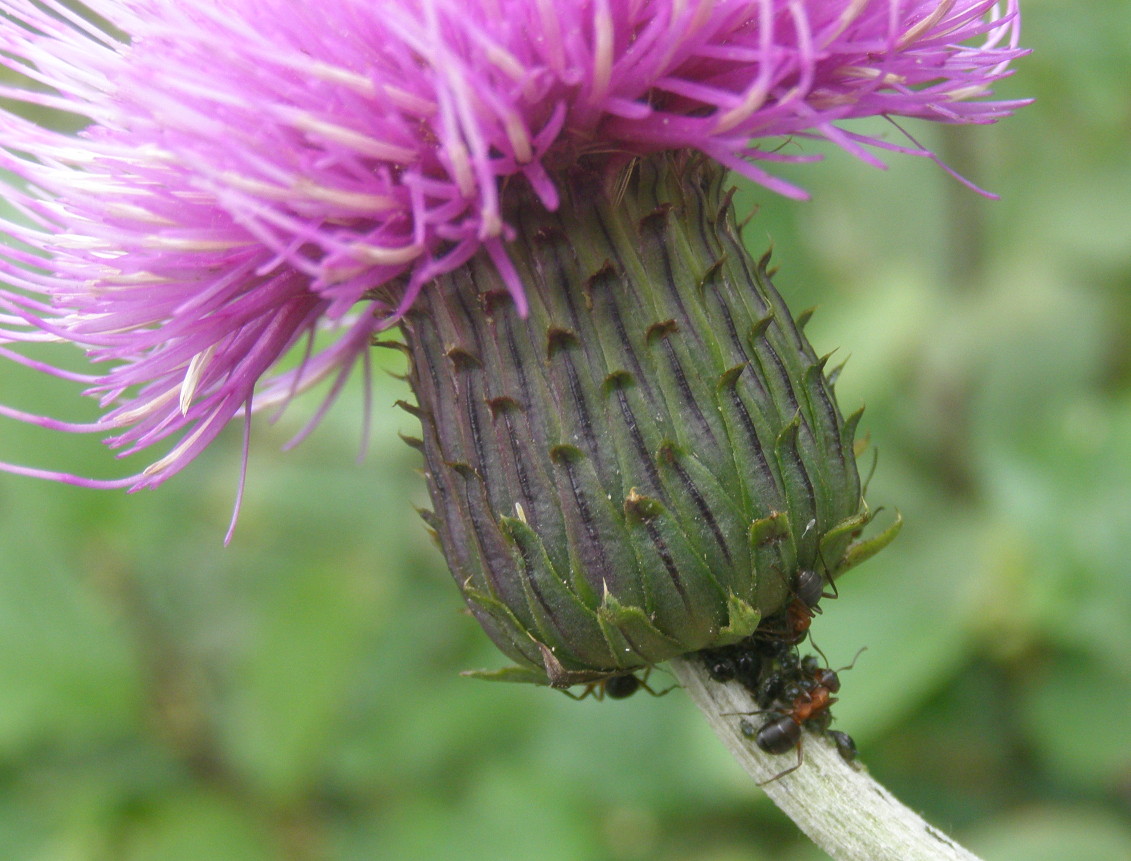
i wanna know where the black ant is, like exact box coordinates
[566,667,671,701]
[795,566,832,610]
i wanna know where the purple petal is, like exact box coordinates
[0,0,1027,493]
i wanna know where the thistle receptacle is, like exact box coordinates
[400,155,898,687]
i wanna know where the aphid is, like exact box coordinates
[753,668,787,708]
[703,652,737,683]
[701,627,807,707]
[753,649,802,707]
[700,636,778,690]
[828,729,858,764]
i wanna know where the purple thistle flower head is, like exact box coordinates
[0,0,1026,505]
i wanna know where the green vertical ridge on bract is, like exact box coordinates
[622,488,728,646]
[548,443,641,612]
[801,356,851,522]
[714,362,783,514]
[496,514,611,668]
[402,154,877,686]
[654,441,750,601]
[748,511,799,612]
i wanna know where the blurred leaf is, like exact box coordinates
[219,552,386,802]
[122,790,276,861]
[967,805,1131,861]
[1020,652,1131,789]
[0,502,143,754]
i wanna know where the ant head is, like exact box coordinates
[814,667,840,693]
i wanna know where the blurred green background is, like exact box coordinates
[2,2,1129,858]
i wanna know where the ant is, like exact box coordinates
[758,566,840,647]
[700,566,835,691]
[698,560,861,782]
[732,648,864,784]
[566,667,672,701]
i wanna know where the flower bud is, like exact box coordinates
[400,157,896,687]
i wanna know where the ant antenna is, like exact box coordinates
[808,635,830,668]
[836,646,867,674]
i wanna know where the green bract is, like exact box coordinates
[400,157,896,688]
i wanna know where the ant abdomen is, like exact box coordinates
[602,674,642,699]
[794,568,826,609]
[755,714,802,755]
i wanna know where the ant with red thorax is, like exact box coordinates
[699,562,840,692]
[758,563,841,647]
[734,648,865,784]
[699,538,861,782]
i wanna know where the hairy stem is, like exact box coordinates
[669,656,983,861]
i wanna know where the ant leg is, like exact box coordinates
[721,706,775,717]
[813,544,839,604]
[565,668,677,702]
[561,681,603,701]
[635,666,677,698]
[823,576,839,602]
[637,679,676,697]
[757,740,805,786]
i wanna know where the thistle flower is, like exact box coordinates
[0,1,1025,679]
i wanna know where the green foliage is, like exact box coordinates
[2,3,1130,857]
